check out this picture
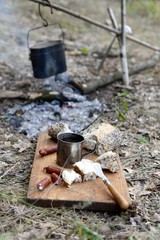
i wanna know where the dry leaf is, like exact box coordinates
[13,139,32,150]
[18,147,26,153]
[151,150,159,158]
[145,181,156,191]
[121,150,132,157]
[154,171,160,178]
[138,190,152,197]
[4,141,11,147]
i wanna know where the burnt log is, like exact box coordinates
[0,90,64,102]
[72,53,160,94]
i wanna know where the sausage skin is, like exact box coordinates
[39,145,58,156]
[51,173,63,185]
[43,166,62,175]
[37,177,52,190]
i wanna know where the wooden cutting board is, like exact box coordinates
[27,133,130,211]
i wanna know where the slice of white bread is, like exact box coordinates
[95,151,119,172]
[62,170,82,187]
[73,159,97,182]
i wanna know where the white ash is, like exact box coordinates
[73,159,97,182]
[62,170,82,187]
[7,98,105,136]
[95,151,119,173]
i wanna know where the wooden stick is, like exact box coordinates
[108,6,129,86]
[97,8,121,73]
[29,0,119,34]
[128,35,160,51]
[121,0,129,86]
[0,162,19,180]
[107,8,118,30]
[71,53,160,94]
[29,0,160,52]
[96,8,120,73]
[0,90,63,101]
[96,35,117,74]
[108,8,121,47]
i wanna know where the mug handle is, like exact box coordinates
[82,139,96,158]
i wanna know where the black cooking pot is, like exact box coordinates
[27,23,67,79]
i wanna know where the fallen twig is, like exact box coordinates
[0,162,19,180]
[125,164,160,177]
[0,90,63,101]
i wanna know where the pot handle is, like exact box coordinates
[27,22,66,50]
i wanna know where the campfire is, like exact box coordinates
[7,95,106,136]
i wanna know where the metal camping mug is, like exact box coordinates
[56,132,96,168]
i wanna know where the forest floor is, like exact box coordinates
[0,0,160,239]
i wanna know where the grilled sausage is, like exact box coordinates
[51,173,63,185]
[37,178,52,190]
[43,166,62,175]
[39,145,58,156]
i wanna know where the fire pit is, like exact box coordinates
[7,98,106,136]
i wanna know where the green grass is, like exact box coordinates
[127,0,160,21]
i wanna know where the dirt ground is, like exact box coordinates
[0,0,160,239]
